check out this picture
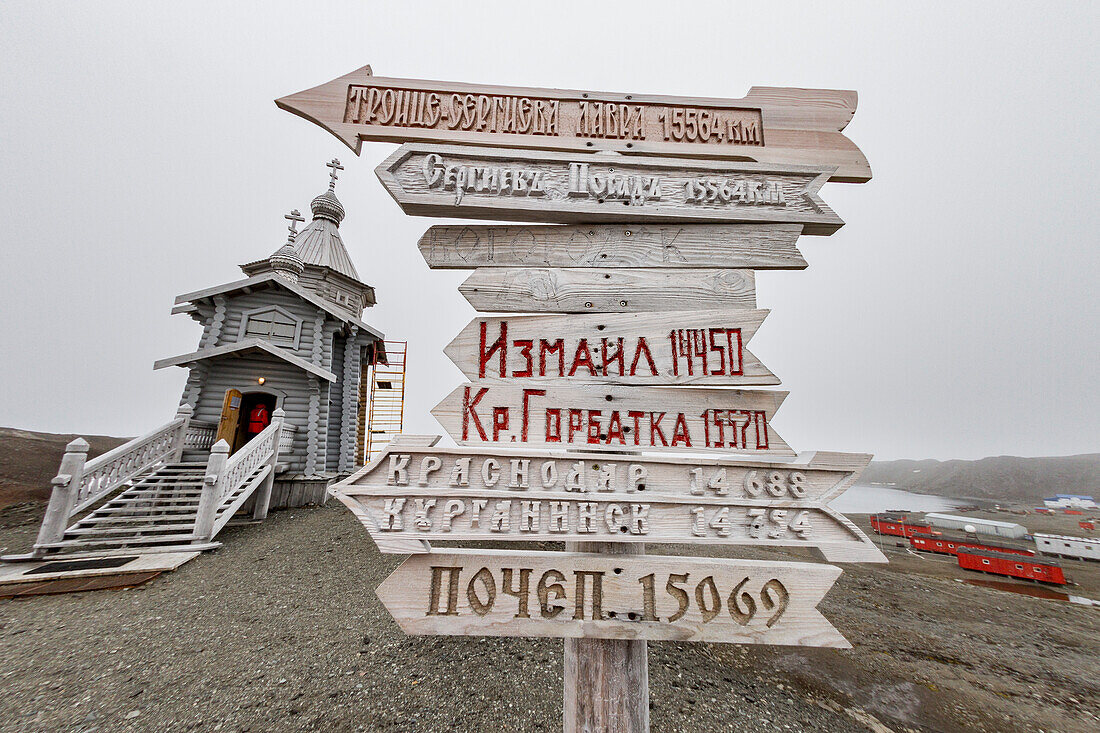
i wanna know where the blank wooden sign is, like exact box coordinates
[376,144,844,233]
[459,268,756,314]
[276,66,871,182]
[431,383,793,456]
[445,309,779,386]
[374,549,849,646]
[417,223,808,270]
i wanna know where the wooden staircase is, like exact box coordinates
[14,406,289,562]
[32,461,265,557]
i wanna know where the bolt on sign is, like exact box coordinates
[331,441,886,563]
[275,65,871,182]
[445,310,778,386]
[375,549,849,646]
[417,223,808,270]
[376,144,844,233]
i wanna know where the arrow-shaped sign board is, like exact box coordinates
[417,224,808,270]
[445,310,778,386]
[432,384,793,457]
[276,66,871,182]
[330,440,886,563]
[375,549,849,646]
[458,267,756,314]
[376,144,844,234]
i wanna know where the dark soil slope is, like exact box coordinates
[0,427,128,508]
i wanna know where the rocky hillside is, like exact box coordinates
[862,454,1100,504]
[0,427,128,508]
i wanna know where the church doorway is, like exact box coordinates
[214,389,278,454]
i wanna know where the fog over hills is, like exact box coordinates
[862,454,1100,504]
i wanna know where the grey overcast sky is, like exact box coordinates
[1,2,1097,461]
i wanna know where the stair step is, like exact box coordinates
[76,514,198,525]
[65,523,197,536]
[37,533,202,549]
[102,498,202,507]
[31,542,221,560]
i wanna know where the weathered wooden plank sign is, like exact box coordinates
[459,268,756,313]
[376,144,844,234]
[374,549,849,646]
[418,224,808,270]
[276,66,871,182]
[432,384,793,456]
[330,440,886,562]
[445,310,778,386]
[342,439,872,503]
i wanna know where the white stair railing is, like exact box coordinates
[33,405,194,554]
[194,409,285,540]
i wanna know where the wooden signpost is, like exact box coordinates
[376,144,844,233]
[285,64,876,733]
[374,549,849,646]
[418,223,808,270]
[432,384,793,456]
[332,440,886,562]
[275,65,872,182]
[458,267,757,313]
[445,309,778,386]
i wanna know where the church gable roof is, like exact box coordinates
[153,338,337,382]
[172,272,383,339]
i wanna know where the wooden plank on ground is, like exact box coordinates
[431,384,793,456]
[417,224,807,270]
[444,309,778,386]
[376,144,844,234]
[459,268,755,313]
[276,66,871,182]
[374,548,849,646]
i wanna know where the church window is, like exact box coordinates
[239,306,302,349]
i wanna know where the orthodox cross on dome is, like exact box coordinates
[284,208,305,243]
[326,158,344,190]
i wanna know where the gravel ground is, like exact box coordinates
[0,503,1097,733]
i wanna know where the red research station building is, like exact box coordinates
[956,548,1067,585]
[908,531,1034,558]
[869,514,932,538]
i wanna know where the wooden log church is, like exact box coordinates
[11,160,393,561]
[158,160,385,492]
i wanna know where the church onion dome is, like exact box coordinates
[269,242,305,283]
[310,188,345,224]
[311,157,346,224]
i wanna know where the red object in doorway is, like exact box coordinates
[247,404,270,434]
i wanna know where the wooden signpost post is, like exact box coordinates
[283,64,876,733]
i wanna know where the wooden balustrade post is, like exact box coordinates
[194,439,229,541]
[172,403,194,461]
[33,438,90,555]
[563,541,649,733]
[251,408,284,520]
